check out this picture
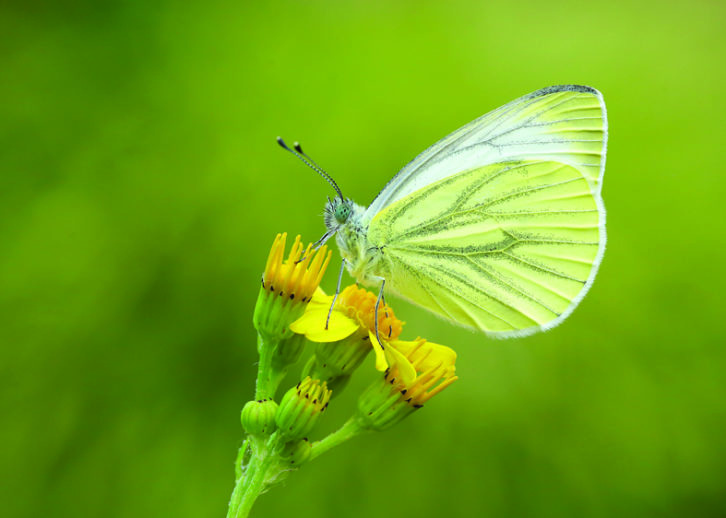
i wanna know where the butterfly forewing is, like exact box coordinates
[365,85,607,220]
[367,160,604,337]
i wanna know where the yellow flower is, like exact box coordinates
[382,337,458,407]
[254,233,332,343]
[290,285,416,378]
[261,233,331,303]
[356,337,458,431]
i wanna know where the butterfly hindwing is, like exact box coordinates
[367,160,605,337]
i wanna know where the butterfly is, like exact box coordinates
[278,84,607,338]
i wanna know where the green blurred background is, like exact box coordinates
[2,1,725,516]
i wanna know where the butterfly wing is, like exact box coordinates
[366,160,605,337]
[365,85,607,220]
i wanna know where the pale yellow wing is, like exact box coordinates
[365,85,607,220]
[367,160,605,337]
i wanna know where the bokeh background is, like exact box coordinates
[2,1,725,517]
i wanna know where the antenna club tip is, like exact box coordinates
[276,136,290,150]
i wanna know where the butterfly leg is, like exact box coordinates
[374,279,386,347]
[380,291,392,338]
[325,258,346,330]
[296,229,335,264]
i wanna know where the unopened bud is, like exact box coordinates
[241,399,279,435]
[275,377,332,440]
[279,438,312,466]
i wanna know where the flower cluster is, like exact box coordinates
[228,233,458,518]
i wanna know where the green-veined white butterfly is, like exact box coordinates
[279,84,607,338]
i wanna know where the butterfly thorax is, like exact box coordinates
[325,198,387,286]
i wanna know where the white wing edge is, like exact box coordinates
[485,191,607,339]
[584,86,608,196]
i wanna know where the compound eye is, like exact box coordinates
[335,204,350,223]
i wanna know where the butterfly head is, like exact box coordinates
[324,196,354,230]
[276,136,364,235]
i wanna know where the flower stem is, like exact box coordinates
[310,418,363,461]
[227,434,282,518]
[233,460,266,518]
[255,335,286,400]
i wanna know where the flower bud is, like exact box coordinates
[301,334,369,394]
[273,333,307,369]
[275,377,332,440]
[240,399,278,435]
[279,438,312,466]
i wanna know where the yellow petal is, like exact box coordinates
[310,287,331,304]
[391,338,457,373]
[384,344,417,385]
[367,332,417,383]
[290,308,358,342]
[368,331,389,372]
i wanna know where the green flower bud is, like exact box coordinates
[302,334,370,394]
[279,438,312,466]
[241,399,279,435]
[273,332,307,370]
[356,369,414,432]
[275,377,332,440]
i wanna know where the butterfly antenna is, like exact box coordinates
[277,137,344,200]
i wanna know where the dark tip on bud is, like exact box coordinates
[413,404,423,409]
[289,294,294,300]
[400,389,407,395]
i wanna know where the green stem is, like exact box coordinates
[227,434,282,518]
[310,418,363,461]
[234,439,249,481]
[234,460,267,518]
[255,335,285,400]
